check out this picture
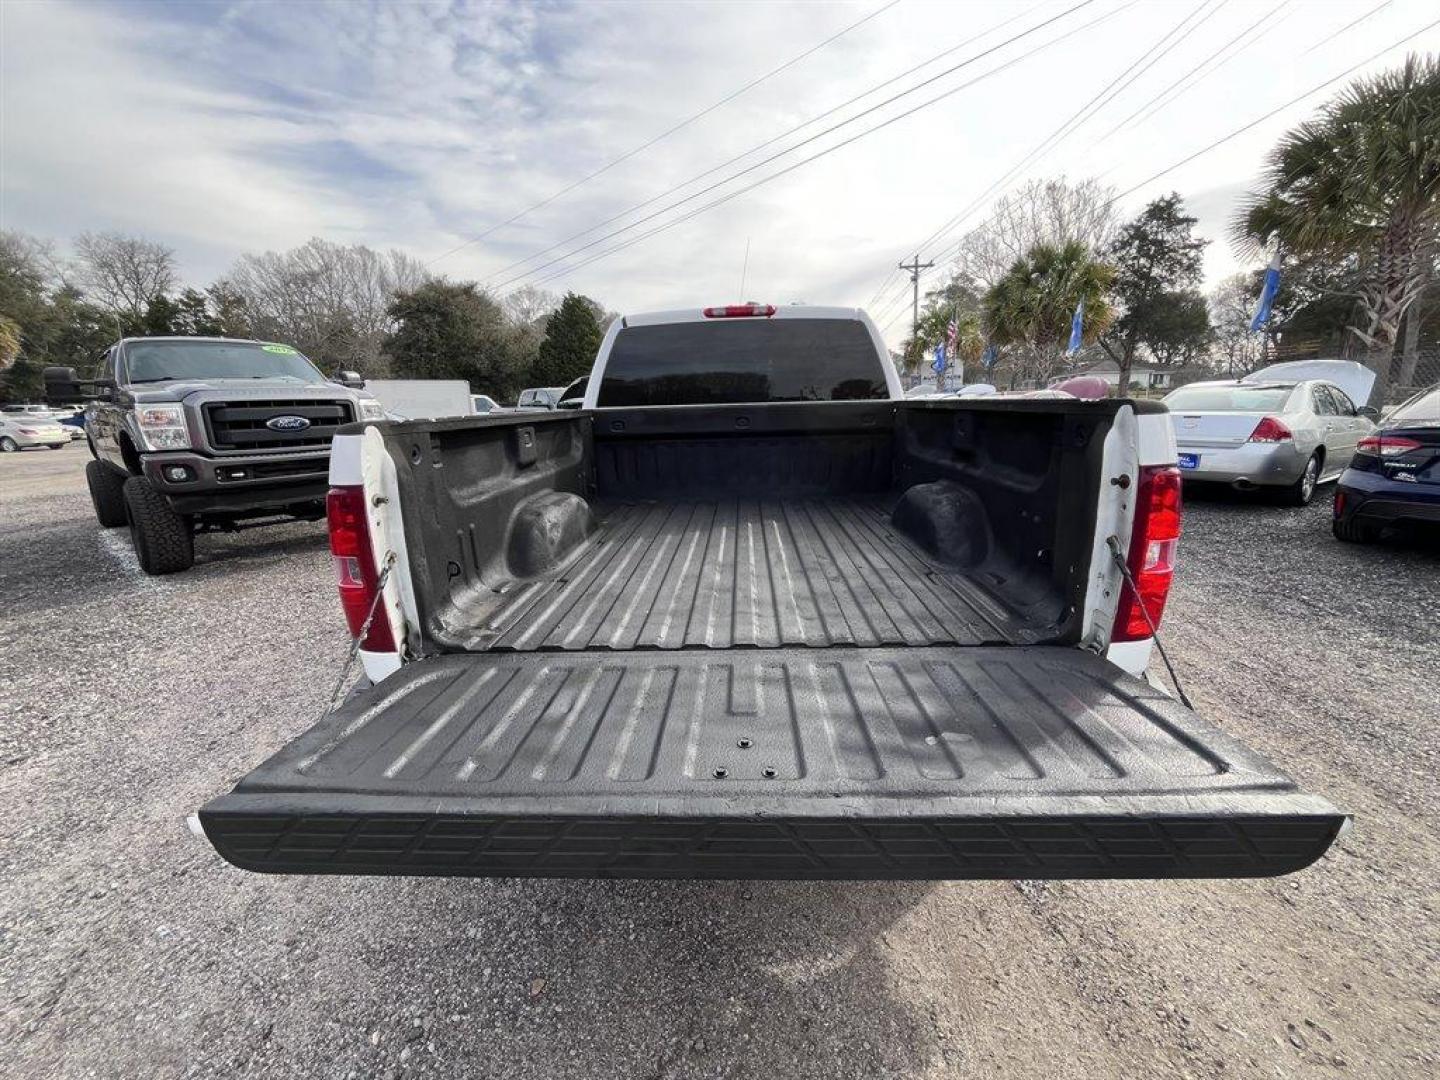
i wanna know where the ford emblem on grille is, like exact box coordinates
[266,415,311,432]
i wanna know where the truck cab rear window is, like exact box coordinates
[597,319,887,406]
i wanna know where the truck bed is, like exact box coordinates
[198,403,1345,881]
[199,647,1344,880]
[461,496,1034,652]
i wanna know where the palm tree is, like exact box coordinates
[1235,54,1440,405]
[983,240,1115,386]
[899,279,984,384]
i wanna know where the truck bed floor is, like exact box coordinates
[462,496,1033,652]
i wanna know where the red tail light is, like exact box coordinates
[1112,465,1182,643]
[1247,416,1292,443]
[326,485,396,652]
[1356,435,1422,456]
[702,303,776,318]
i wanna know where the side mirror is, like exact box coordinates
[557,398,584,410]
[43,366,111,405]
[1357,405,1380,422]
[334,370,365,389]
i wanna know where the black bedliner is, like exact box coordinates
[200,647,1344,880]
[459,495,1036,652]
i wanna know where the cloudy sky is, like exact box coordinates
[3,0,1437,344]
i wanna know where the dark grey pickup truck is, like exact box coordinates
[198,304,1346,881]
[46,336,383,574]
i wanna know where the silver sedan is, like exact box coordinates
[1163,377,1377,505]
[0,414,71,452]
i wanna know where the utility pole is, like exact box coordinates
[898,254,933,382]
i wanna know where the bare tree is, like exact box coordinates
[74,232,178,320]
[1,230,65,294]
[503,285,558,328]
[222,238,428,373]
[953,177,1120,290]
[1207,274,1264,378]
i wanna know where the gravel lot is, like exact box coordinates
[2,442,1437,1079]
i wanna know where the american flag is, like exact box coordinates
[945,313,958,352]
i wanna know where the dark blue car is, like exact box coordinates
[1332,384,1440,543]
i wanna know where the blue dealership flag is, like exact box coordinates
[982,343,998,370]
[1250,250,1282,331]
[1066,298,1084,356]
[932,342,946,374]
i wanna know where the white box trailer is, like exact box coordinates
[362,379,474,420]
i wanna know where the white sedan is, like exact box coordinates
[0,414,70,452]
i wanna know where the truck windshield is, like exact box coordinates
[123,341,325,384]
[1163,384,1294,412]
[596,319,887,406]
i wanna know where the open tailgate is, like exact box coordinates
[199,648,1345,880]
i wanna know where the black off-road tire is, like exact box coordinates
[122,475,194,574]
[1332,515,1377,544]
[85,460,129,528]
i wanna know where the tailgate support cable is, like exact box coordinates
[321,550,397,718]
[1105,536,1194,710]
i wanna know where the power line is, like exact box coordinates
[489,0,1100,294]
[1094,0,1295,144]
[513,0,1122,295]
[519,0,1425,307]
[1301,0,1392,57]
[864,0,1203,328]
[919,0,1217,260]
[877,11,1440,337]
[868,0,1200,328]
[485,0,1052,290]
[880,299,916,334]
[1109,14,1440,204]
[1091,0,1406,183]
[490,0,1105,295]
[425,0,902,268]
[1111,0,1301,138]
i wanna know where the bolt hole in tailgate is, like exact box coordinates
[199,647,1344,880]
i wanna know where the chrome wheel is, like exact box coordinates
[0,437,18,452]
[1301,457,1318,502]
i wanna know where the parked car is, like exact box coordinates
[46,405,88,439]
[1162,360,1377,505]
[0,402,85,440]
[0,413,69,451]
[197,301,1344,883]
[514,386,565,410]
[905,384,945,398]
[44,336,384,575]
[1333,383,1440,543]
[555,376,587,409]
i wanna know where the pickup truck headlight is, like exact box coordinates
[134,404,190,450]
[358,399,384,421]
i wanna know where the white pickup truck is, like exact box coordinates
[199,304,1344,880]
